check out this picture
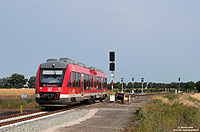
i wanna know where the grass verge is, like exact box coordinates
[163,94,179,101]
[0,99,41,109]
[125,99,200,132]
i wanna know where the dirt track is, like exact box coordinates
[179,93,200,109]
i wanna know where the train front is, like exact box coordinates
[35,61,69,107]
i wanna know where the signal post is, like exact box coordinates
[109,51,115,102]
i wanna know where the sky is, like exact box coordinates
[0,0,200,83]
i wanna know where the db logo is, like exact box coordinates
[48,87,52,91]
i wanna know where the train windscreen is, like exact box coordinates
[39,69,65,87]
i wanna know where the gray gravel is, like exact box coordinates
[0,108,89,132]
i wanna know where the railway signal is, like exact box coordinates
[109,52,115,61]
[109,63,115,71]
[109,51,115,102]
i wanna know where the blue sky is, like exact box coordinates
[0,0,200,83]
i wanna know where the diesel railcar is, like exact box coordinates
[35,58,107,108]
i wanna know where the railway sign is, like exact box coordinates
[21,94,27,98]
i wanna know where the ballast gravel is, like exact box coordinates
[0,109,89,132]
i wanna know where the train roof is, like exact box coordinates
[41,58,104,73]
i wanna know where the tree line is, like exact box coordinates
[107,81,200,92]
[0,73,36,88]
[0,73,200,92]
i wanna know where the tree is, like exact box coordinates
[28,76,36,88]
[195,81,200,92]
[0,77,12,88]
[126,82,133,88]
[114,82,120,89]
[170,82,178,89]
[9,73,27,88]
[184,81,195,91]
[148,82,153,88]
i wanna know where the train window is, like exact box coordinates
[91,75,93,88]
[84,74,87,90]
[73,72,76,87]
[78,73,80,87]
[67,72,72,87]
[76,72,78,87]
[105,78,107,88]
[88,75,90,89]
[96,77,98,89]
[40,69,65,87]
[98,77,101,89]
[103,78,107,88]
[86,74,89,90]
[82,74,84,90]
[97,77,99,89]
[94,76,96,88]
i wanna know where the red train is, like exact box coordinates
[35,58,107,108]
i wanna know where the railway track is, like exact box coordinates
[0,101,98,128]
[0,93,168,128]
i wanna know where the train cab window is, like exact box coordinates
[40,69,65,87]
[73,72,76,87]
[76,72,78,87]
[67,72,72,87]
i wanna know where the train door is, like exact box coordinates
[81,73,84,96]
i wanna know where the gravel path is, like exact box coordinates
[55,97,149,132]
[0,96,149,132]
[0,109,89,132]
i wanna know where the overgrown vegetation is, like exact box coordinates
[125,96,200,132]
[163,94,179,100]
[188,96,200,103]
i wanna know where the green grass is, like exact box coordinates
[125,100,200,132]
[163,94,179,101]
[188,96,200,103]
[0,99,40,109]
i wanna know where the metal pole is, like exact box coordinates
[142,82,143,95]
[132,77,134,93]
[111,71,114,96]
[121,78,123,93]
[178,77,180,93]
[141,78,144,95]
